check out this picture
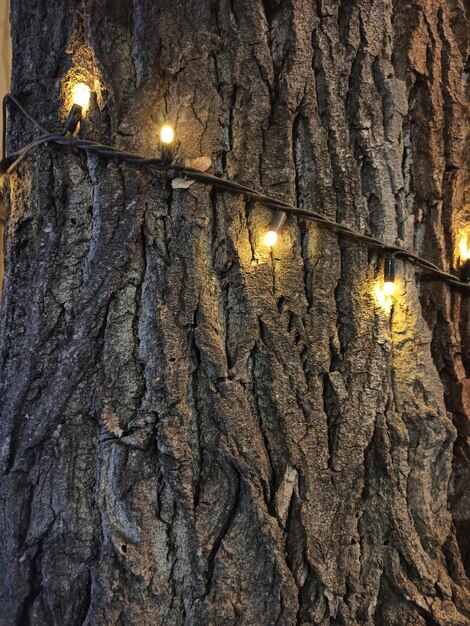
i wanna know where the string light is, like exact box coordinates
[64,83,91,135]
[375,283,392,313]
[374,256,396,312]
[383,256,396,296]
[72,83,91,111]
[264,230,278,246]
[159,122,175,164]
[459,234,470,282]
[1,93,470,296]
[263,210,286,246]
[160,124,174,145]
[462,259,470,282]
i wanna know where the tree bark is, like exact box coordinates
[1,0,470,624]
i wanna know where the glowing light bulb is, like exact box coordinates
[263,210,287,247]
[459,234,470,261]
[160,124,175,144]
[460,234,470,282]
[375,284,392,313]
[72,83,91,111]
[64,83,91,134]
[264,230,278,246]
[375,255,396,312]
[383,256,396,293]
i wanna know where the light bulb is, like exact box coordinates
[263,210,287,247]
[383,256,396,294]
[72,83,91,111]
[458,234,470,282]
[375,255,396,311]
[64,83,91,134]
[264,230,278,246]
[160,124,175,144]
[375,284,392,313]
[459,234,470,261]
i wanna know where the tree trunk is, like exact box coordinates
[1,1,470,624]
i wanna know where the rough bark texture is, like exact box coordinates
[1,1,470,624]
[0,203,4,288]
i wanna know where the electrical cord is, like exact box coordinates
[1,94,468,293]
[2,94,49,159]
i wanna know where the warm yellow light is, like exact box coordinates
[263,230,278,246]
[160,124,175,144]
[72,83,91,111]
[383,281,395,296]
[459,234,470,261]
[375,284,393,313]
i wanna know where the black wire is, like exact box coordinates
[4,94,50,136]
[2,94,51,160]
[1,93,469,293]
